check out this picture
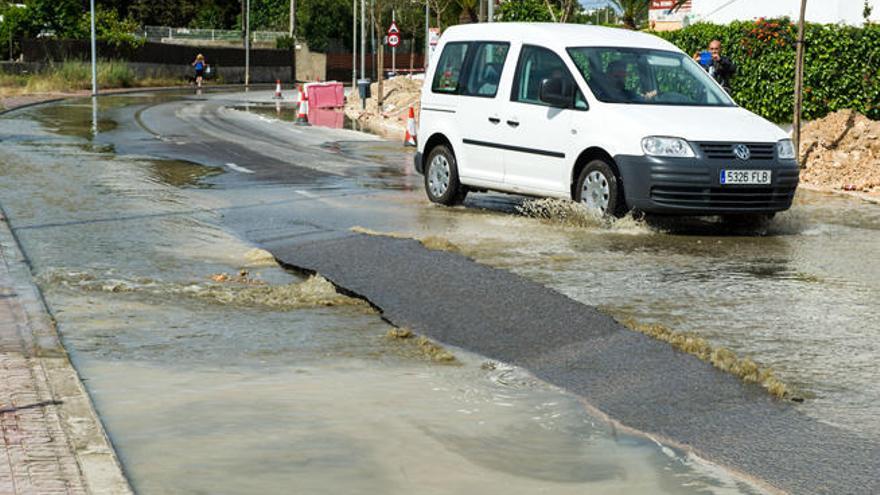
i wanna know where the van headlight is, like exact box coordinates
[777,139,795,160]
[641,137,695,158]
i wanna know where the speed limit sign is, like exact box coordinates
[387,21,400,47]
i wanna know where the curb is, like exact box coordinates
[0,83,275,116]
[0,203,133,494]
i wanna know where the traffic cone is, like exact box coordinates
[295,85,310,126]
[273,79,283,99]
[404,106,417,147]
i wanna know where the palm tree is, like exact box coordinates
[612,0,689,30]
[455,0,479,23]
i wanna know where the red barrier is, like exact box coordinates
[307,107,344,129]
[305,82,345,109]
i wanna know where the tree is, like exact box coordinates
[612,0,689,29]
[427,0,454,28]
[497,0,581,23]
[455,0,478,23]
[297,0,353,52]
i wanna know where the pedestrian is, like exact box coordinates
[192,54,207,88]
[693,39,736,93]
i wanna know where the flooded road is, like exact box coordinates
[0,92,774,493]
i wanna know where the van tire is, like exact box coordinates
[574,160,625,217]
[424,144,467,206]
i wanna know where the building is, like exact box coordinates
[649,0,880,31]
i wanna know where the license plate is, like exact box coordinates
[720,169,771,185]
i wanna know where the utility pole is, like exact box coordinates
[245,0,251,86]
[793,0,808,162]
[89,0,97,95]
[488,0,494,22]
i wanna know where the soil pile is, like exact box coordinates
[800,109,880,195]
[345,76,422,138]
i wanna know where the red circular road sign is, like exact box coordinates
[387,33,400,47]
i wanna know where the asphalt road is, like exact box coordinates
[95,90,879,494]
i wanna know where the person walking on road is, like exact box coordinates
[192,54,207,88]
[693,40,736,93]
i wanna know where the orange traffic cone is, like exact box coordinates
[273,79,283,99]
[404,106,417,147]
[295,85,310,126]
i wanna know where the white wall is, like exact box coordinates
[691,0,880,25]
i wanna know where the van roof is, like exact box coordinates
[440,22,681,53]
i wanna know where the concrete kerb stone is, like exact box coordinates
[0,204,132,494]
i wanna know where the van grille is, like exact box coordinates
[650,185,796,210]
[698,142,776,160]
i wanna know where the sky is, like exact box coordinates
[580,0,614,9]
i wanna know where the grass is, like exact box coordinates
[0,60,185,99]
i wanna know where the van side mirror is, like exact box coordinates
[539,77,574,108]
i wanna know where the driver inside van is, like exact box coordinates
[606,60,658,102]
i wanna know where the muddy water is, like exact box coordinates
[0,95,766,492]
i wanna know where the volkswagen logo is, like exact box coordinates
[733,144,751,161]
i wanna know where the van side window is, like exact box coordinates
[512,45,587,109]
[461,42,510,98]
[432,42,470,94]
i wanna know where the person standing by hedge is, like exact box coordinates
[693,40,736,93]
[192,54,207,88]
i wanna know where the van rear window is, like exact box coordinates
[432,42,469,94]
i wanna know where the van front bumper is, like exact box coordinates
[613,154,800,215]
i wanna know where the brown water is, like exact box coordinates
[0,94,767,493]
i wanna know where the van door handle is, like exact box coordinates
[488,117,501,124]
[506,120,520,128]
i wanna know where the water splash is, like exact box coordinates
[621,318,800,401]
[516,198,649,234]
[40,269,370,310]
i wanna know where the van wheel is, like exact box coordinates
[575,160,624,217]
[425,144,467,206]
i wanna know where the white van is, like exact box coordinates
[415,23,799,218]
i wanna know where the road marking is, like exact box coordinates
[225,162,255,174]
[295,190,318,198]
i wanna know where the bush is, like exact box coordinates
[656,19,880,123]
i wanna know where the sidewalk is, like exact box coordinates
[0,209,130,494]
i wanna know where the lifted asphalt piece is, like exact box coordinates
[269,233,879,495]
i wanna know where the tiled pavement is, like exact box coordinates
[0,209,130,494]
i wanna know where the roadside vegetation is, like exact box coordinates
[0,60,183,99]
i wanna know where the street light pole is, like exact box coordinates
[424,1,429,70]
[361,0,366,80]
[352,0,357,88]
[488,0,493,22]
[245,0,251,87]
[89,0,97,95]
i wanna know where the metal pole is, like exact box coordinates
[424,1,429,70]
[245,0,250,86]
[392,9,396,76]
[371,0,377,80]
[89,0,97,95]
[793,0,808,162]
[353,0,357,88]
[361,0,366,79]
[289,0,296,38]
[488,0,494,22]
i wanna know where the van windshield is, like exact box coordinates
[566,47,735,107]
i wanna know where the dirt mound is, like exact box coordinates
[344,76,422,138]
[799,110,880,195]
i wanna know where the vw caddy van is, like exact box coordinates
[414,23,799,218]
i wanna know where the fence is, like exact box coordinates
[141,26,287,44]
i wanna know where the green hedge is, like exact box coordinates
[656,20,880,123]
